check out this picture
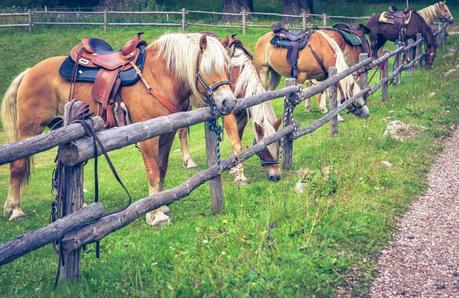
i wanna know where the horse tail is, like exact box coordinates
[316,31,362,101]
[1,69,29,143]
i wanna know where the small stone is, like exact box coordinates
[381,160,393,168]
[435,282,446,290]
[407,235,415,239]
[295,182,305,194]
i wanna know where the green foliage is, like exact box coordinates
[0,25,458,296]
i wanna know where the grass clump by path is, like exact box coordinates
[0,26,459,296]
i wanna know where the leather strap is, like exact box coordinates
[308,44,329,78]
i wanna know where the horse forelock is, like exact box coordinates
[154,33,229,99]
[231,47,279,158]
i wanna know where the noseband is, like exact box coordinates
[253,138,280,167]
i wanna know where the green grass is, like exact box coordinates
[0,25,459,297]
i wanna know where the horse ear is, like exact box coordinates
[199,35,208,51]
[359,24,371,34]
[254,122,264,138]
[221,36,230,48]
[273,117,282,131]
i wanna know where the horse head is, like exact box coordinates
[254,118,283,182]
[195,34,236,114]
[437,1,454,23]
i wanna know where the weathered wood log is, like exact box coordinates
[407,39,415,76]
[62,124,297,252]
[416,33,423,68]
[358,53,369,103]
[328,67,338,136]
[0,116,103,165]
[0,203,103,266]
[59,87,301,166]
[60,101,85,281]
[282,78,296,170]
[381,50,389,102]
[205,120,224,214]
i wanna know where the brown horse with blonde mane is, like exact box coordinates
[178,35,283,183]
[1,33,236,226]
[254,27,370,118]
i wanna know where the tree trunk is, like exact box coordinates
[283,0,314,24]
[223,0,253,22]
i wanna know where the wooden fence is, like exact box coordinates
[0,8,372,34]
[0,22,449,282]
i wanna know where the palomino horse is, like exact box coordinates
[254,29,370,118]
[366,10,437,68]
[419,1,454,25]
[304,25,372,117]
[178,35,283,182]
[1,33,236,227]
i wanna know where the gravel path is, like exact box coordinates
[370,129,459,297]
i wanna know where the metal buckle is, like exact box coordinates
[79,58,89,65]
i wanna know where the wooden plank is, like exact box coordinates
[416,33,423,68]
[328,67,338,136]
[0,116,103,165]
[381,50,389,102]
[0,203,103,266]
[59,101,85,281]
[181,8,186,31]
[407,39,414,76]
[205,121,224,214]
[282,78,296,170]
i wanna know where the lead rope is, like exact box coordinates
[204,94,223,172]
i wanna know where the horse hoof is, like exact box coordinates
[3,203,13,217]
[146,210,170,227]
[9,208,26,221]
[184,160,198,169]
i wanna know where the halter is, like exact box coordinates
[253,136,280,167]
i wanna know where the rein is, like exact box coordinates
[51,100,132,288]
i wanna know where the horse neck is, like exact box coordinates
[418,4,437,25]
[146,45,191,106]
[233,51,277,126]
[415,13,436,49]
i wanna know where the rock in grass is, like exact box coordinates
[384,120,420,141]
[295,182,305,194]
[380,160,393,168]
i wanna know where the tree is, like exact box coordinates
[282,0,314,23]
[222,0,253,22]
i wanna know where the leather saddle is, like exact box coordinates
[379,6,412,26]
[270,22,312,78]
[59,32,147,128]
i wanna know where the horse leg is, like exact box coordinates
[139,138,170,227]
[267,68,281,91]
[177,127,198,169]
[224,115,248,184]
[257,65,271,90]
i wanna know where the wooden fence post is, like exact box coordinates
[358,53,369,102]
[407,39,414,76]
[103,9,108,32]
[322,13,327,26]
[282,78,296,170]
[59,101,84,281]
[381,50,389,102]
[28,10,32,33]
[302,10,307,31]
[328,67,338,136]
[416,33,422,68]
[242,9,247,35]
[205,121,224,214]
[181,8,186,31]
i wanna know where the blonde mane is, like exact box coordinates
[419,4,439,25]
[231,47,279,158]
[154,33,230,99]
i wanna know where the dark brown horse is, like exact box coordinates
[366,9,437,68]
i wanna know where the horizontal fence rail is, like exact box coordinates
[0,21,449,284]
[0,8,378,33]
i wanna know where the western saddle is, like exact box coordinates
[270,22,313,78]
[60,32,147,128]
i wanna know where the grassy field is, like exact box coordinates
[0,24,459,297]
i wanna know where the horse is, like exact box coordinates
[365,9,437,68]
[303,24,372,118]
[418,1,454,25]
[177,35,283,183]
[0,33,236,227]
[254,29,370,119]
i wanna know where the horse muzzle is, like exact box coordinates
[214,91,236,115]
[355,105,370,119]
